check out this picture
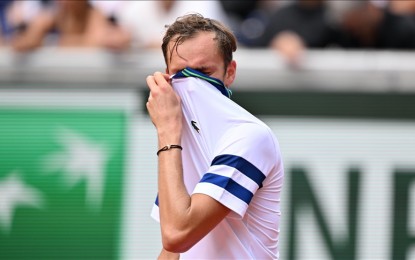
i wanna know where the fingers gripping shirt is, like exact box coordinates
[150,68,284,259]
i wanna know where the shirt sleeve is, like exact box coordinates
[192,122,279,218]
[150,195,160,222]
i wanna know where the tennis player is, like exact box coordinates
[146,13,284,259]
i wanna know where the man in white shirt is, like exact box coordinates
[146,13,284,259]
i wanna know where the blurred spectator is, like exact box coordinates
[90,0,126,26]
[0,0,14,45]
[220,0,258,26]
[11,0,131,52]
[117,0,229,49]
[3,0,51,46]
[389,0,415,16]
[388,0,415,23]
[252,0,338,66]
[219,0,280,47]
[332,1,415,49]
[8,1,48,28]
[249,0,415,67]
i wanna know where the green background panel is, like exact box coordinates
[0,109,127,259]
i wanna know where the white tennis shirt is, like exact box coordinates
[151,68,284,259]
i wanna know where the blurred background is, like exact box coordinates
[1,0,415,259]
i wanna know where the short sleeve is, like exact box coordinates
[192,122,279,218]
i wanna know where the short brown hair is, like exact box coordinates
[162,13,237,71]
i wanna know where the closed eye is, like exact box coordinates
[194,66,213,76]
[198,70,212,76]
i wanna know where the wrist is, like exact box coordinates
[157,144,183,156]
[157,131,181,149]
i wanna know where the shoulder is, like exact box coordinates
[216,122,281,168]
[227,122,277,147]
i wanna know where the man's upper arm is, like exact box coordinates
[163,193,230,252]
[190,192,231,225]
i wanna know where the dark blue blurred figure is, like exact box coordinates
[250,0,337,66]
[254,0,336,48]
[219,0,279,47]
[0,0,14,44]
[0,0,52,46]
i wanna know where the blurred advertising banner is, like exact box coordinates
[0,90,137,259]
[235,91,415,260]
[264,117,415,260]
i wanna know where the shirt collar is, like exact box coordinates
[172,67,232,98]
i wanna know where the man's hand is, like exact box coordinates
[146,72,183,146]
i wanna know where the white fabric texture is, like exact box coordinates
[151,75,284,259]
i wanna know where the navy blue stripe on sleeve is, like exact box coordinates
[199,173,254,205]
[211,154,266,188]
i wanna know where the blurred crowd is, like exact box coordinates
[1,0,415,63]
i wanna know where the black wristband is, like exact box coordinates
[157,144,183,156]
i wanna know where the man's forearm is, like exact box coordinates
[157,146,193,242]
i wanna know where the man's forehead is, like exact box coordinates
[168,32,217,50]
[168,34,219,59]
